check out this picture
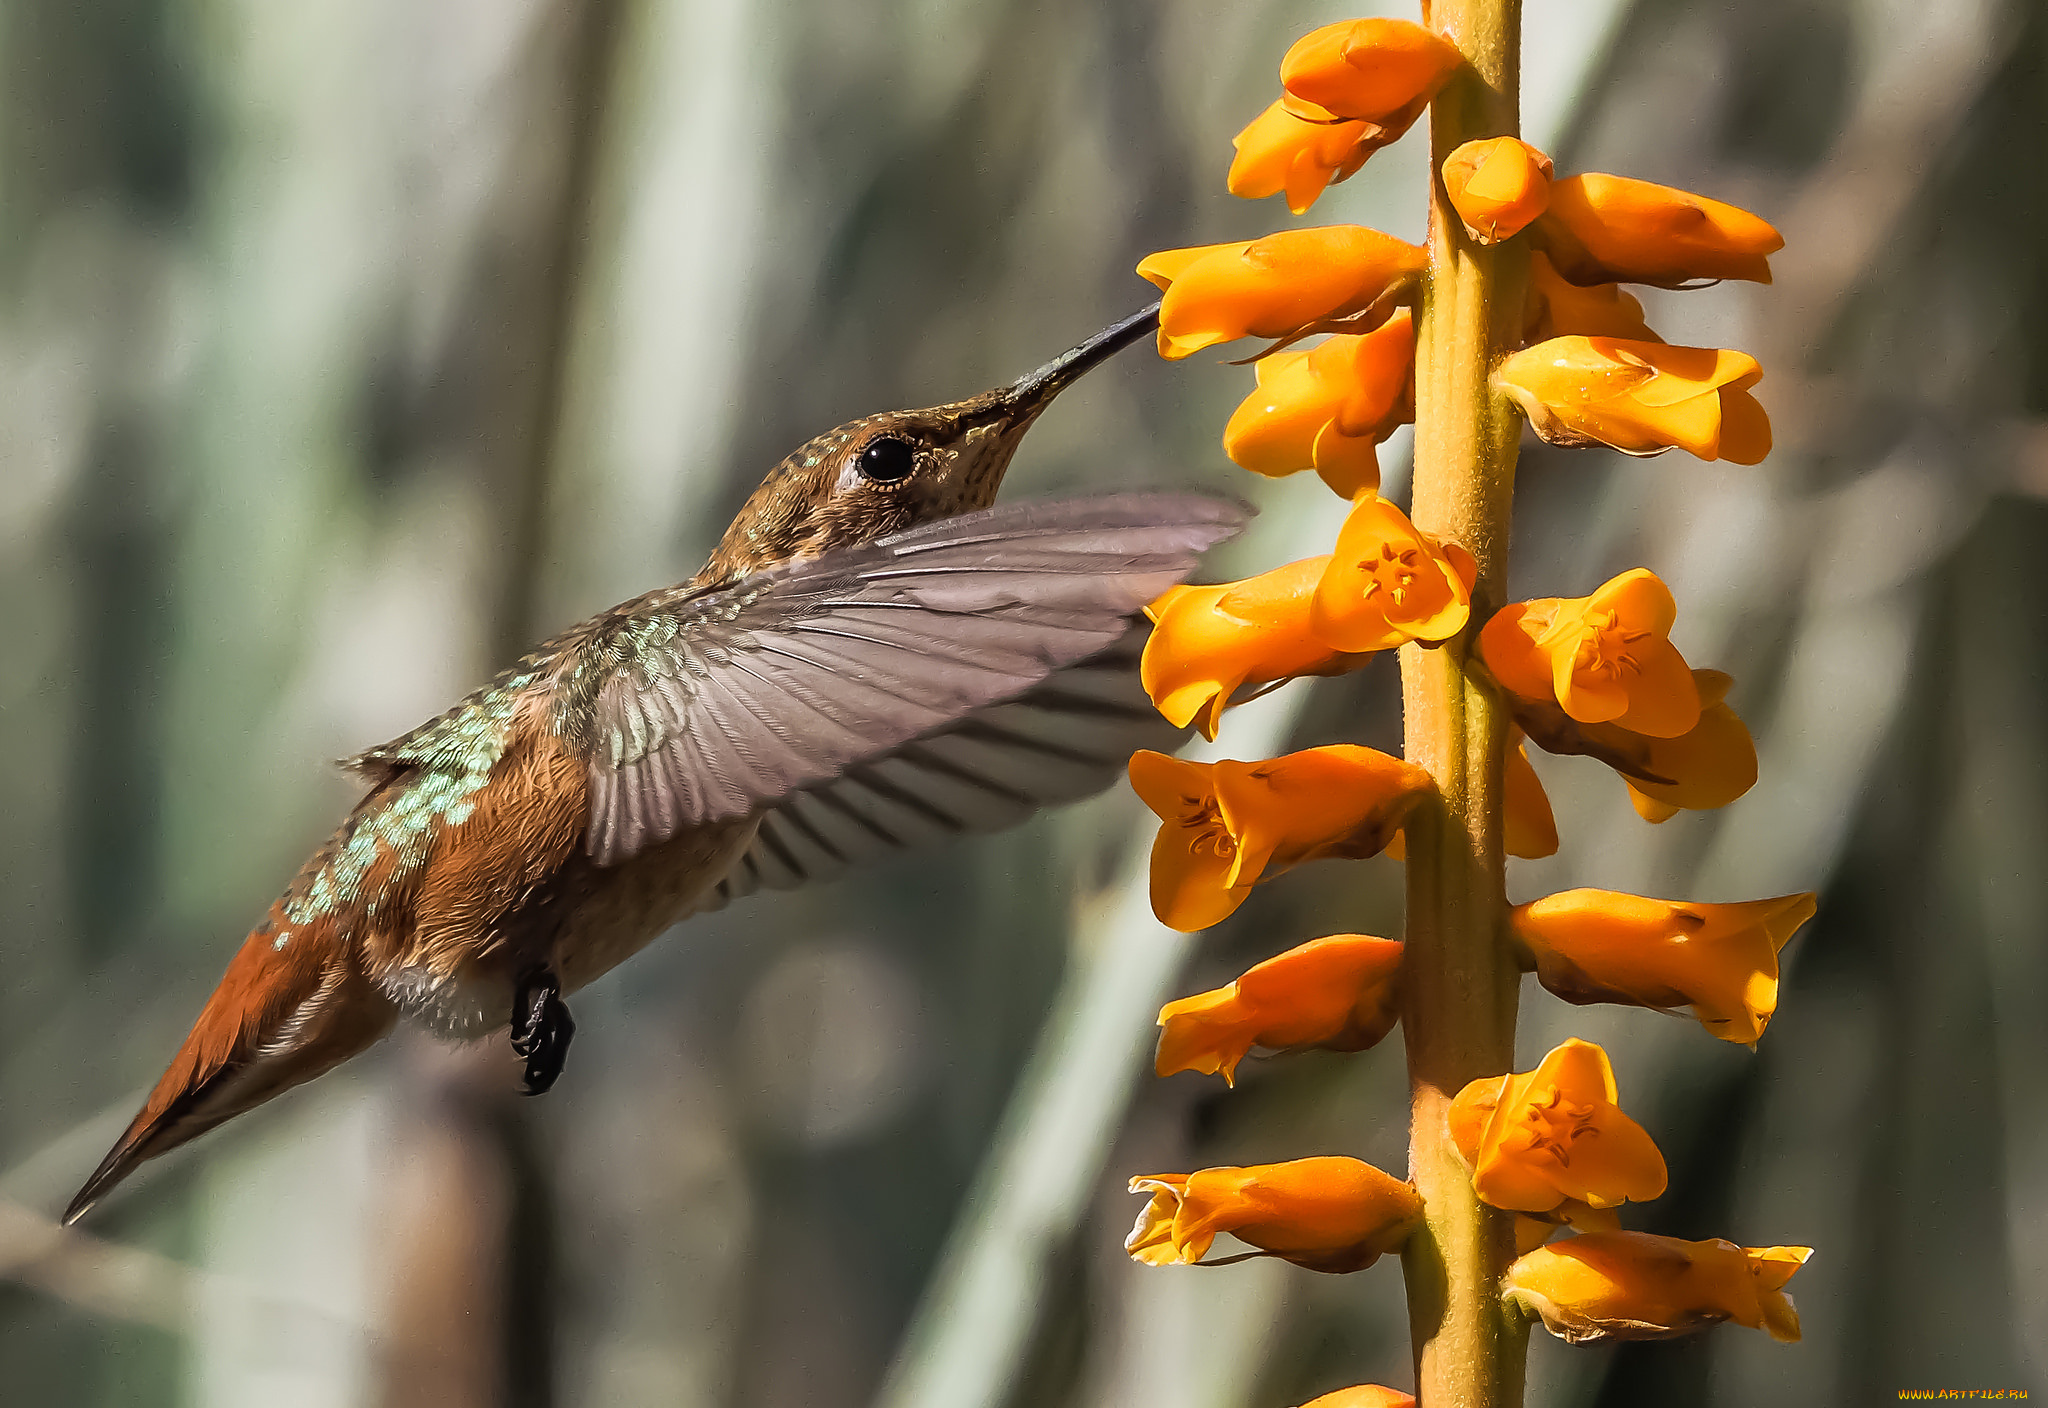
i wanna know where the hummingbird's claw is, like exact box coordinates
[511,968,575,1095]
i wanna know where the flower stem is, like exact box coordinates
[1398,0,1530,1403]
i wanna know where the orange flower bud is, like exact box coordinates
[1533,173,1783,288]
[1155,933,1403,1084]
[1448,1039,1667,1216]
[1142,558,1375,742]
[1299,1388,1414,1408]
[1129,747,1434,932]
[1138,227,1427,359]
[1228,98,1377,215]
[1494,336,1771,464]
[1222,312,1416,497]
[1505,1231,1812,1343]
[1279,19,1464,136]
[1442,137,1553,243]
[1311,491,1476,652]
[1510,889,1816,1044]
[1478,569,1701,737]
[1505,737,1559,858]
[1125,1156,1421,1272]
[1522,251,1660,343]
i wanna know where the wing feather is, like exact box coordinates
[699,623,1185,912]
[562,492,1248,866]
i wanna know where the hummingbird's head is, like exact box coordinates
[699,303,1160,584]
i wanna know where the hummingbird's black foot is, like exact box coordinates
[510,969,575,1096]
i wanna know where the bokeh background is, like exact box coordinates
[3,0,2044,1404]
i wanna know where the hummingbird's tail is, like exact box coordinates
[64,909,396,1224]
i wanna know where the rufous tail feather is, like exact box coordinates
[64,914,395,1224]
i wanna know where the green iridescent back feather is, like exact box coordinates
[284,650,560,930]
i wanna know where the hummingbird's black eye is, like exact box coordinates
[857,436,917,484]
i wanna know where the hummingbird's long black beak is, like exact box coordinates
[1001,301,1162,415]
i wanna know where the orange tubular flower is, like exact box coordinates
[1129,747,1434,932]
[1139,227,1428,359]
[1505,1232,1812,1343]
[1222,311,1416,497]
[1497,665,1757,818]
[1228,98,1377,215]
[1533,173,1784,288]
[1155,933,1404,1084]
[1510,889,1817,1044]
[1125,1156,1422,1272]
[1300,1388,1415,1408]
[1478,569,1702,737]
[1494,336,1771,464]
[1311,492,1476,652]
[1442,137,1553,244]
[1279,19,1464,143]
[1522,252,1660,343]
[1448,1038,1667,1216]
[1143,557,1374,741]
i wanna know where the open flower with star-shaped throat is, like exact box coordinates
[1480,568,1701,737]
[1449,1038,1668,1219]
[1312,491,1476,652]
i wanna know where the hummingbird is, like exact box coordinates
[65,303,1247,1224]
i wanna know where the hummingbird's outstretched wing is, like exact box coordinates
[702,623,1179,907]
[555,492,1250,867]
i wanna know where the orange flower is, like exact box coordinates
[1496,666,1758,818]
[1222,312,1415,497]
[1279,19,1464,140]
[1494,336,1771,464]
[1478,569,1701,737]
[1505,1232,1812,1343]
[1442,137,1553,243]
[1522,251,1660,343]
[1448,1071,1622,1255]
[1505,738,1560,859]
[1129,747,1434,931]
[1155,933,1404,1084]
[1449,1039,1667,1216]
[1228,98,1377,215]
[1139,227,1428,359]
[1533,173,1784,288]
[1300,1388,1414,1408]
[1311,492,1476,652]
[1618,668,1758,819]
[1125,1156,1421,1272]
[1142,558,1374,741]
[1510,889,1817,1044]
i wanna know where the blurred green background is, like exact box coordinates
[2,0,2043,1404]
